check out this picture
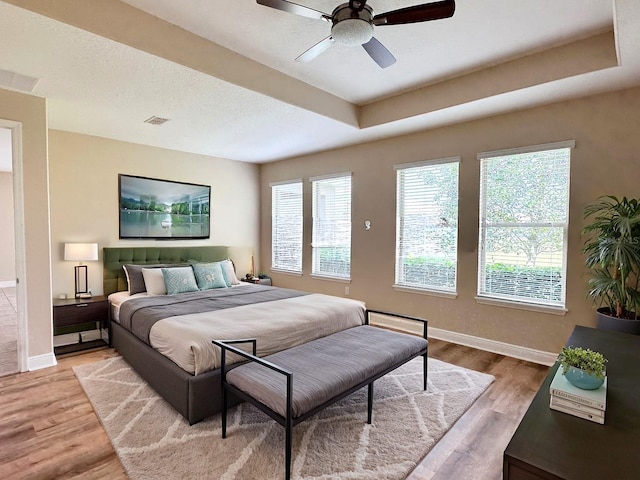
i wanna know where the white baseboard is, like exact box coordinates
[428,326,557,366]
[28,352,57,371]
[0,280,16,288]
[369,313,557,366]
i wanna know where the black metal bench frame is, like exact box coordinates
[212,309,428,480]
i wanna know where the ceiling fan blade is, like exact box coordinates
[256,0,329,21]
[373,0,455,26]
[362,37,396,69]
[296,36,335,63]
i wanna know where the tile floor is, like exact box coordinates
[0,287,18,376]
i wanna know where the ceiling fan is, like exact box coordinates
[256,0,455,68]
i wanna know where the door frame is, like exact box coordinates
[0,119,28,372]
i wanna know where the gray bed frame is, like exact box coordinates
[103,246,396,427]
[103,246,243,424]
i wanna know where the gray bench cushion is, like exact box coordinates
[226,325,427,418]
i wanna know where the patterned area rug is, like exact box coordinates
[74,356,494,480]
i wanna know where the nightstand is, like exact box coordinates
[241,276,272,286]
[53,295,109,355]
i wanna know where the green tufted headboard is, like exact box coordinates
[103,246,231,295]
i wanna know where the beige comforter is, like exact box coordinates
[148,293,366,375]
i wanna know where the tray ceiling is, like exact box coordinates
[0,0,638,163]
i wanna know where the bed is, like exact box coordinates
[103,246,366,425]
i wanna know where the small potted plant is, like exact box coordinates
[557,346,607,390]
[582,195,640,334]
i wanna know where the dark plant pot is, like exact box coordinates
[596,307,640,335]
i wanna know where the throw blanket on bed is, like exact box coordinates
[151,293,366,375]
[117,284,308,343]
[116,284,366,375]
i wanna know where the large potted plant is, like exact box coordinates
[582,195,640,334]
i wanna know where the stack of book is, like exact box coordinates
[549,367,607,424]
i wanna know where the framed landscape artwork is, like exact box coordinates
[119,174,211,240]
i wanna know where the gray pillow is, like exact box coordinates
[123,263,175,295]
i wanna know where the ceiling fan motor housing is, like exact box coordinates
[331,3,374,46]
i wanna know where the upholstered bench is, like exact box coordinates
[213,310,428,480]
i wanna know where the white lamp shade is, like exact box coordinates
[64,243,98,262]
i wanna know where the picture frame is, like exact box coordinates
[119,174,211,240]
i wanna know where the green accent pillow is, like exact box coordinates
[161,267,199,295]
[192,263,228,290]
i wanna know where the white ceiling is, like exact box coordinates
[0,0,639,164]
[121,0,613,104]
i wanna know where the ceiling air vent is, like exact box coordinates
[0,68,39,92]
[144,116,170,125]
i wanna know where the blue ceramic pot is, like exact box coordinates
[564,366,605,390]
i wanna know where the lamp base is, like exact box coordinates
[74,265,90,298]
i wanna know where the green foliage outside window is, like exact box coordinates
[316,247,350,277]
[483,152,568,267]
[402,257,562,301]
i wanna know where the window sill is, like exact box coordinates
[393,285,457,299]
[474,296,567,316]
[310,274,351,284]
[269,269,302,277]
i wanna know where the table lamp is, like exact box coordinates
[64,243,98,298]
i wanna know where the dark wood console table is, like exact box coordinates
[504,326,640,480]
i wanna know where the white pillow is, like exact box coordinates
[220,259,241,286]
[142,268,167,296]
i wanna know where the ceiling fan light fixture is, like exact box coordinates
[257,0,456,68]
[331,18,373,46]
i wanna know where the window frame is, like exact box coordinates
[310,172,352,281]
[476,140,574,312]
[270,179,303,275]
[394,157,460,295]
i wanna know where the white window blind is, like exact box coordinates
[271,181,303,273]
[395,159,459,292]
[478,143,572,307]
[312,174,351,279]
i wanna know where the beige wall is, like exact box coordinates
[48,130,260,298]
[0,87,51,359]
[260,86,640,355]
[0,172,16,282]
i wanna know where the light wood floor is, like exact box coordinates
[0,340,548,480]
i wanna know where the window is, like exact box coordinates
[395,158,459,292]
[477,141,573,308]
[271,180,303,273]
[311,173,351,279]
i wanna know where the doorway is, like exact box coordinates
[0,122,26,375]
